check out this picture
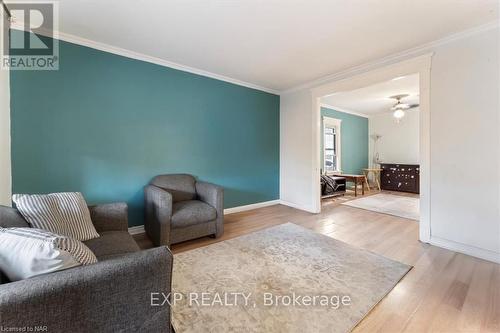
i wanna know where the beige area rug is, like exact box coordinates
[172,223,411,333]
[342,193,419,221]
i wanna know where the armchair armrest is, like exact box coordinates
[144,185,173,246]
[0,247,173,332]
[196,181,224,237]
[88,202,128,232]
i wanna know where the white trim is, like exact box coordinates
[283,21,499,94]
[223,200,280,214]
[279,200,317,213]
[128,214,500,264]
[128,225,145,235]
[127,200,281,235]
[9,21,279,95]
[429,236,500,264]
[320,103,370,118]
[9,20,498,96]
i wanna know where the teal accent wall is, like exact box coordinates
[10,33,279,226]
[321,107,368,174]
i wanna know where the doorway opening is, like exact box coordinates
[310,54,432,242]
[318,74,421,224]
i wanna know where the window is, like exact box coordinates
[323,117,341,173]
[324,127,337,172]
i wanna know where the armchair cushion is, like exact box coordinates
[84,231,139,260]
[171,200,216,228]
[150,174,196,202]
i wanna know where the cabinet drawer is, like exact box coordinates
[380,163,420,194]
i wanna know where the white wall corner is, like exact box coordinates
[0,14,12,206]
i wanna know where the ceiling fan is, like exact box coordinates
[389,94,419,121]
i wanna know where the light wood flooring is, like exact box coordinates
[135,190,500,332]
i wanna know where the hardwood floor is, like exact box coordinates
[134,190,500,332]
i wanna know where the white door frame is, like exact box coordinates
[310,54,433,243]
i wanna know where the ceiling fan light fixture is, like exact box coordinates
[388,94,418,121]
[393,109,405,119]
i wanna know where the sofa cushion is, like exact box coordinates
[0,205,30,228]
[84,231,139,260]
[0,227,97,281]
[171,200,217,228]
[150,174,196,202]
[12,192,100,241]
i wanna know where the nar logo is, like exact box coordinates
[1,0,59,70]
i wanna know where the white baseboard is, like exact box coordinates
[279,200,318,213]
[129,209,500,264]
[128,200,281,235]
[223,200,280,214]
[128,225,145,235]
[429,236,500,264]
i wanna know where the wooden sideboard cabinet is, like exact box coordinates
[380,163,420,194]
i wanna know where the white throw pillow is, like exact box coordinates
[0,227,98,281]
[12,192,99,241]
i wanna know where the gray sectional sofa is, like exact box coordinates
[0,203,173,332]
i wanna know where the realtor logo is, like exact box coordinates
[1,0,59,70]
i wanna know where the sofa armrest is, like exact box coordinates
[196,181,224,237]
[144,185,173,246]
[88,202,129,232]
[0,247,173,332]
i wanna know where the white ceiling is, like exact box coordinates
[321,74,420,116]
[18,0,500,91]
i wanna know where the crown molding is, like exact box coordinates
[283,20,499,94]
[9,21,280,95]
[320,103,370,118]
[9,19,498,96]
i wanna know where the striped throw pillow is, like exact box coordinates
[12,192,100,241]
[0,227,97,281]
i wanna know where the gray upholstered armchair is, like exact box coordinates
[144,174,224,246]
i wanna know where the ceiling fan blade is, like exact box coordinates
[408,104,420,109]
[391,103,410,111]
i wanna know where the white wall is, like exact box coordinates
[368,108,420,166]
[0,12,11,206]
[280,90,316,212]
[429,27,499,258]
[280,25,500,262]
